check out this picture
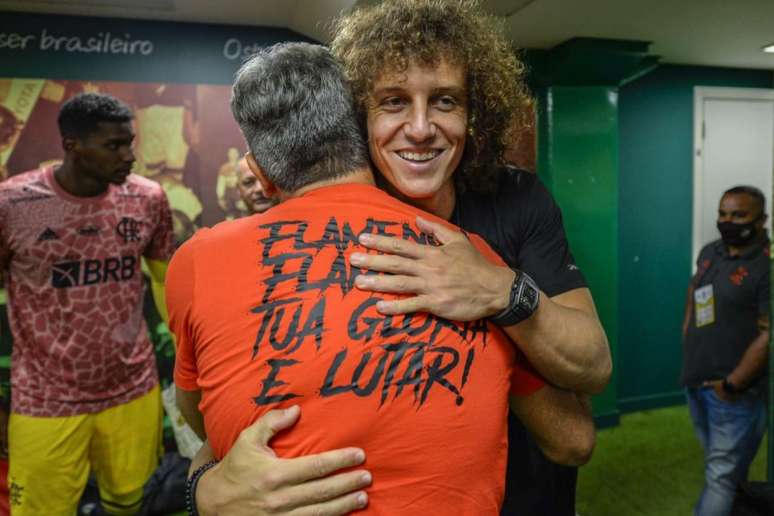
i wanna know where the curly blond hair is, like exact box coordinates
[330,0,533,193]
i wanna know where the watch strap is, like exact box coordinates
[490,270,540,327]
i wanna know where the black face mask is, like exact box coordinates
[717,220,759,246]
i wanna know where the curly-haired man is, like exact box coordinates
[190,2,611,514]
[329,3,611,513]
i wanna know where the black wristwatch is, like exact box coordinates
[721,377,739,395]
[490,269,540,327]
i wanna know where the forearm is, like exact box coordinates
[191,441,220,516]
[510,388,595,466]
[682,285,694,336]
[176,387,206,440]
[144,258,169,324]
[504,290,611,394]
[190,440,216,474]
[150,279,168,324]
[183,407,206,441]
[727,331,769,389]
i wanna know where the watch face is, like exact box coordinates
[522,284,539,309]
[518,275,539,313]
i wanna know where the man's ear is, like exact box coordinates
[245,153,279,199]
[62,137,77,153]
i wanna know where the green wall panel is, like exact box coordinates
[617,65,773,412]
[540,86,620,423]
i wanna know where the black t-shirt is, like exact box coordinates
[682,239,770,392]
[453,166,587,516]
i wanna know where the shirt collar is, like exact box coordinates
[713,237,769,260]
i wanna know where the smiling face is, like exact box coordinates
[366,59,467,216]
[68,121,136,186]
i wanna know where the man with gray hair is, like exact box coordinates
[168,42,594,515]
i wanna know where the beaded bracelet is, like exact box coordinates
[186,460,218,516]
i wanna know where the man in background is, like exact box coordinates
[0,92,174,515]
[236,156,276,214]
[682,185,770,516]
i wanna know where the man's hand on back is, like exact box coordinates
[350,215,512,321]
[195,405,371,515]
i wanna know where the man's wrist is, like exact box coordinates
[191,461,220,516]
[491,267,517,314]
[490,269,540,327]
[722,377,740,394]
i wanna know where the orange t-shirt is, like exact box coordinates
[169,183,544,515]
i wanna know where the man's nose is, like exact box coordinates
[403,105,436,143]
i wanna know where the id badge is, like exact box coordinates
[694,284,715,327]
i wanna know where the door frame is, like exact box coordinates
[692,86,774,267]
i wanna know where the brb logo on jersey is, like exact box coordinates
[51,255,137,288]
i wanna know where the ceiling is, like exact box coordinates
[1,0,773,70]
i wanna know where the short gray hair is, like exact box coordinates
[230,42,369,193]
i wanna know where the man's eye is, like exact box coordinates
[434,96,458,110]
[381,97,405,109]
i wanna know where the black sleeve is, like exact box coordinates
[514,177,587,297]
[695,243,714,268]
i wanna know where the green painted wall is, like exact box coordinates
[530,39,656,426]
[617,64,773,413]
[538,86,620,425]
